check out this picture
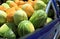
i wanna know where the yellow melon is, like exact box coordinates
[0,6,6,11]
[22,4,34,17]
[5,7,16,22]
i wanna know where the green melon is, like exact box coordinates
[5,22,16,33]
[34,1,46,10]
[29,10,47,29]
[41,0,49,4]
[18,20,35,37]
[37,0,49,4]
[2,3,10,9]
[46,17,52,24]
[13,10,28,25]
[0,24,16,39]
[6,1,14,5]
[0,10,7,25]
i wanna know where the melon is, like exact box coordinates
[0,24,16,39]
[6,1,17,7]
[2,3,10,9]
[5,22,16,33]
[0,10,7,25]
[22,4,34,17]
[0,6,6,11]
[15,1,26,6]
[46,17,52,24]
[34,1,46,10]
[29,10,47,29]
[41,0,49,4]
[27,1,36,7]
[18,20,35,37]
[36,0,49,4]
[13,10,28,25]
[6,7,16,22]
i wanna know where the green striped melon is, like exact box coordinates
[29,10,47,29]
[18,20,35,37]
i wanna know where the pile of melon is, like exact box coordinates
[0,0,53,39]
